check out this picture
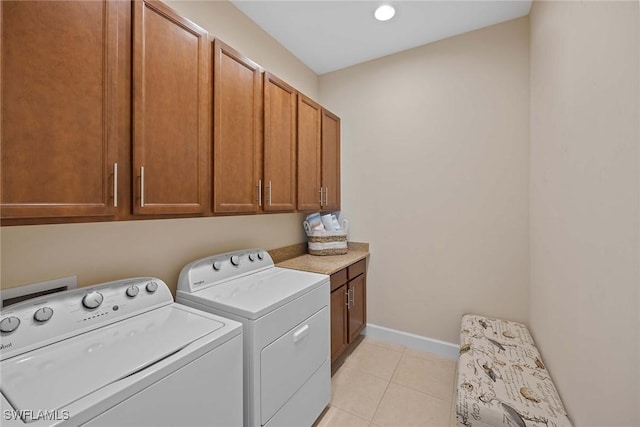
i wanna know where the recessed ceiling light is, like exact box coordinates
[374,4,395,22]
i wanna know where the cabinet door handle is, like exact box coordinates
[293,324,309,343]
[319,188,324,206]
[349,287,355,306]
[140,166,145,207]
[325,187,329,206]
[345,288,350,309]
[113,163,118,208]
[268,180,272,206]
[257,180,262,206]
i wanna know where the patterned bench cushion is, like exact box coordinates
[456,314,572,427]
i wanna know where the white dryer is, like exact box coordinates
[0,277,243,427]
[176,249,330,427]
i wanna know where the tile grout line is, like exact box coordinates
[368,345,407,426]
[337,406,376,425]
[387,379,455,404]
[344,342,407,382]
[387,351,457,402]
[333,337,458,426]
[330,352,394,424]
[326,404,372,425]
[332,363,395,421]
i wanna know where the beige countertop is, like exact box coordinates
[276,249,369,275]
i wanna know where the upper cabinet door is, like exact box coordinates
[1,0,123,219]
[213,40,262,214]
[263,72,297,212]
[132,0,209,215]
[321,109,341,211]
[297,95,322,212]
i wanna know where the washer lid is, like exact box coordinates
[1,305,224,415]
[182,267,329,319]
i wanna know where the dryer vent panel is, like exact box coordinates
[1,276,77,308]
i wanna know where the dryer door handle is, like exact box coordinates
[293,324,310,343]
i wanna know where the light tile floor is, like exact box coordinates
[316,337,457,427]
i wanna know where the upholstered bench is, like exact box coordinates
[455,314,572,427]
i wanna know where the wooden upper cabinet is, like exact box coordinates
[1,0,124,219]
[263,73,297,212]
[132,0,209,215]
[321,109,341,211]
[297,95,322,212]
[213,40,262,214]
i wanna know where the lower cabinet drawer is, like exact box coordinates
[260,306,329,424]
[330,268,348,292]
[348,259,366,280]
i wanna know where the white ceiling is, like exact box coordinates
[231,0,532,75]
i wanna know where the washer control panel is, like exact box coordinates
[177,248,274,292]
[0,277,172,361]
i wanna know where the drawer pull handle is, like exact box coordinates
[293,324,310,343]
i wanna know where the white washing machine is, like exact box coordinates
[0,277,243,427]
[176,249,330,427]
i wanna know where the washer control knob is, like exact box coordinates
[0,316,20,333]
[126,285,139,298]
[34,307,54,323]
[212,261,222,271]
[82,291,104,310]
[146,281,158,293]
[257,251,264,260]
[230,255,240,266]
[248,253,255,262]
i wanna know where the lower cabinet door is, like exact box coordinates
[330,285,348,363]
[348,275,366,343]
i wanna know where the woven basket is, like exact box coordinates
[304,219,349,256]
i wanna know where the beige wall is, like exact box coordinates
[1,215,306,294]
[319,17,530,344]
[0,0,317,295]
[165,0,319,99]
[529,1,640,425]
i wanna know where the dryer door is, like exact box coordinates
[260,306,329,424]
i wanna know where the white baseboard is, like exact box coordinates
[364,323,459,360]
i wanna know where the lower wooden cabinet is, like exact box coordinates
[347,274,366,343]
[330,284,349,362]
[330,259,367,364]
